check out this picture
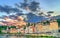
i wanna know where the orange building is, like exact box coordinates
[10,28,18,33]
[50,20,58,31]
[36,23,43,32]
[28,25,36,33]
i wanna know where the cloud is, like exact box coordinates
[29,1,40,12]
[47,11,54,13]
[0,5,21,14]
[0,5,4,12]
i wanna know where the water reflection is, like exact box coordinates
[0,35,59,38]
[0,36,25,38]
[8,36,18,38]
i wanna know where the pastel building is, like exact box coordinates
[36,23,50,33]
[10,28,18,33]
[49,20,58,33]
[36,23,43,33]
[15,16,27,28]
[35,19,58,33]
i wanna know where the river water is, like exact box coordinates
[0,35,58,38]
[0,35,26,38]
[0,33,60,38]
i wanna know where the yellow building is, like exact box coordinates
[36,20,58,33]
[50,20,58,31]
[36,23,50,32]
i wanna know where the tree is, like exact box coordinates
[27,23,30,27]
[57,19,60,27]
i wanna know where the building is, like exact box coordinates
[49,19,58,33]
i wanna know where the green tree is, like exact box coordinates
[27,23,30,27]
[57,19,60,27]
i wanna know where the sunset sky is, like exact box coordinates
[0,0,60,16]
